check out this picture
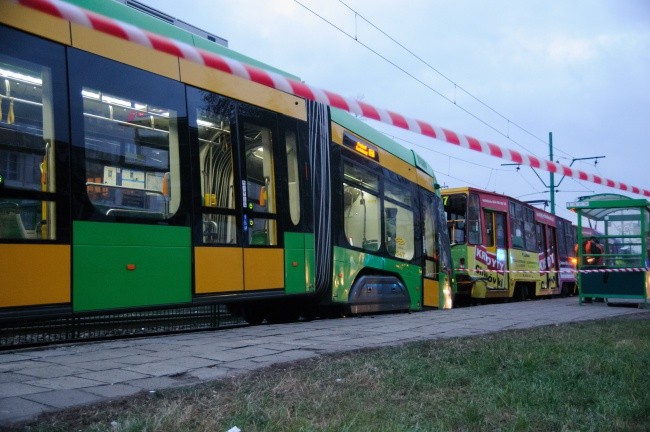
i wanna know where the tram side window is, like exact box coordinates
[484,210,494,247]
[524,207,537,251]
[535,223,544,253]
[467,193,481,244]
[547,226,556,266]
[343,162,380,251]
[384,181,414,260]
[444,193,467,244]
[422,194,439,278]
[558,219,575,260]
[285,129,300,226]
[194,92,237,244]
[244,121,277,246]
[509,201,525,249]
[81,87,180,220]
[0,53,58,240]
[495,213,507,248]
[556,220,568,259]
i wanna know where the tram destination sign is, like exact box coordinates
[343,132,380,162]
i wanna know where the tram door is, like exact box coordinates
[484,210,507,290]
[421,190,441,307]
[536,223,558,292]
[192,93,285,294]
[240,116,284,291]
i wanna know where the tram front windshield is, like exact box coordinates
[445,194,467,244]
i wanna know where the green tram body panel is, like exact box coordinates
[73,221,191,312]
[331,246,422,310]
[284,232,316,295]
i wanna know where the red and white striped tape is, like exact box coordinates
[458,268,649,274]
[11,0,650,199]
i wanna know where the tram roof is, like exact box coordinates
[63,0,301,81]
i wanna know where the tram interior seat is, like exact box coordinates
[362,239,380,251]
[250,229,268,245]
[0,211,27,239]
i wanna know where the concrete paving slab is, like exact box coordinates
[68,359,128,371]
[0,360,50,373]
[22,389,104,409]
[192,349,256,362]
[113,354,164,365]
[188,366,233,381]
[0,372,30,384]
[25,375,103,391]
[275,350,318,362]
[123,361,193,378]
[0,397,53,425]
[84,383,143,399]
[227,346,284,357]
[127,376,188,391]
[0,354,33,364]
[0,382,50,398]
[162,356,219,369]
[77,369,151,385]
[18,364,85,379]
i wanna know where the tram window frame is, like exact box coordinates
[67,48,189,226]
[523,207,537,252]
[422,191,439,278]
[240,109,280,247]
[556,219,567,259]
[484,210,495,247]
[509,201,525,249]
[444,193,467,244]
[384,179,415,261]
[467,193,481,245]
[342,160,381,252]
[285,126,301,227]
[187,87,239,245]
[535,223,545,253]
[0,26,70,243]
[557,219,575,260]
[546,225,557,268]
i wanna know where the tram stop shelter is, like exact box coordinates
[567,194,650,305]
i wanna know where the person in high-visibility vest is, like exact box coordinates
[586,237,604,266]
[574,236,605,303]
[574,237,604,266]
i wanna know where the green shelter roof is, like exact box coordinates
[567,193,650,221]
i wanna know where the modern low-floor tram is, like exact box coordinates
[0,0,454,342]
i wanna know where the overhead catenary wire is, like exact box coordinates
[333,0,575,158]
[375,125,511,172]
[292,0,541,158]
[318,1,633,200]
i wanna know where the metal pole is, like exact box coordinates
[549,132,555,214]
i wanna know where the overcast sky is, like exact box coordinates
[142,0,650,222]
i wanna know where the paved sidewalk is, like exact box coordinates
[1,297,648,426]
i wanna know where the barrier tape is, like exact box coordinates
[457,267,649,274]
[12,0,650,198]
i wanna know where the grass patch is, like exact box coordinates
[9,315,650,432]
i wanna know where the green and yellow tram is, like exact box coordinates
[0,0,453,327]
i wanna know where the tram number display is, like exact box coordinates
[343,132,379,162]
